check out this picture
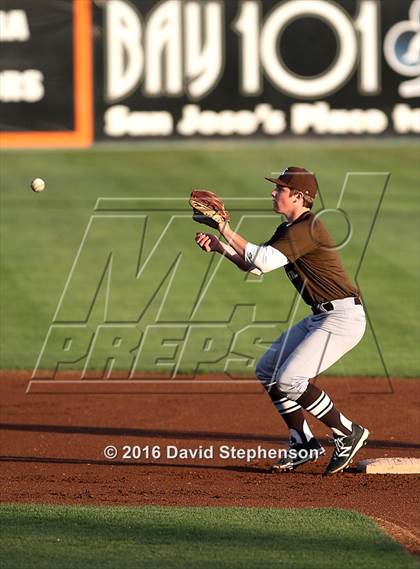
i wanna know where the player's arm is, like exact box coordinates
[195,229,288,274]
[195,232,250,272]
[218,221,248,258]
[220,242,255,272]
[218,221,289,273]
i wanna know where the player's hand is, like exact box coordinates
[195,232,222,253]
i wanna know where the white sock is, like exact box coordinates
[331,413,353,437]
[290,421,314,445]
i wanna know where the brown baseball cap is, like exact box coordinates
[265,166,318,201]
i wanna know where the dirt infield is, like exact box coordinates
[1,373,419,555]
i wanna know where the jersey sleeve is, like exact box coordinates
[270,217,320,261]
[245,242,289,273]
[264,223,287,247]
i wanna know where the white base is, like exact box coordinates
[356,457,420,474]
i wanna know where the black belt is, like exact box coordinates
[311,297,361,315]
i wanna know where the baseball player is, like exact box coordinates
[194,167,369,474]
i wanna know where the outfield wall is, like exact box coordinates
[0,0,419,147]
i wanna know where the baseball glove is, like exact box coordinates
[189,189,230,229]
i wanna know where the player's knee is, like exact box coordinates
[276,372,309,401]
[255,357,273,389]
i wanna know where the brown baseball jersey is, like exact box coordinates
[265,211,359,305]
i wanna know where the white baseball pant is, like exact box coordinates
[255,298,366,400]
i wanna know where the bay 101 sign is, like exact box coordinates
[106,0,383,101]
[1,0,418,146]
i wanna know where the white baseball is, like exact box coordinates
[31,178,46,192]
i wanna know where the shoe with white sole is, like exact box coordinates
[271,437,325,472]
[325,424,369,475]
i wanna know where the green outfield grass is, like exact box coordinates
[0,504,418,569]
[0,142,418,375]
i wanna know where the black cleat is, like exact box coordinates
[325,424,369,475]
[271,438,325,472]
